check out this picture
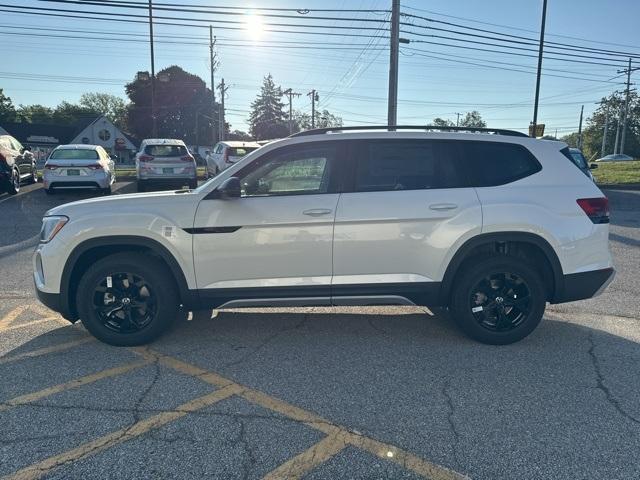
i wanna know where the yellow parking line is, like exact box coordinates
[2,318,66,332]
[0,338,93,366]
[0,360,152,413]
[347,432,468,480]
[6,384,241,480]
[142,349,469,480]
[0,306,29,330]
[262,431,349,480]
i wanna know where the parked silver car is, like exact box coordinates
[135,139,197,192]
[43,144,116,195]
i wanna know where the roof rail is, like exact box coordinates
[289,125,529,138]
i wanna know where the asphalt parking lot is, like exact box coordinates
[1,181,639,479]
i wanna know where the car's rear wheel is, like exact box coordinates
[7,168,20,194]
[137,181,146,192]
[76,252,179,346]
[450,255,546,345]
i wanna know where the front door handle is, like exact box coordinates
[429,203,458,211]
[303,208,333,216]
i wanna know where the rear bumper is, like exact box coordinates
[553,267,615,303]
[43,171,110,189]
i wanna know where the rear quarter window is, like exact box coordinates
[459,141,541,187]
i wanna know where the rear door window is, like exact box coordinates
[145,145,187,157]
[353,140,464,192]
[459,141,541,187]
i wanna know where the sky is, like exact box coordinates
[1,0,639,136]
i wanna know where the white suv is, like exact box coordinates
[34,127,614,346]
[135,138,197,192]
[206,140,261,177]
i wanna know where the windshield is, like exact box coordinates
[144,144,187,157]
[228,147,258,157]
[49,149,99,160]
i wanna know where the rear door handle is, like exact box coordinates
[429,203,458,211]
[303,208,333,216]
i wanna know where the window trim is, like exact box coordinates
[228,140,347,198]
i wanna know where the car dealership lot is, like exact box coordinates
[1,182,639,480]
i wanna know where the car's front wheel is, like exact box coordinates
[76,252,179,346]
[450,255,546,345]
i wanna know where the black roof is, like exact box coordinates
[0,116,101,145]
[290,125,529,138]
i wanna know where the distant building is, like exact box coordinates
[0,115,138,165]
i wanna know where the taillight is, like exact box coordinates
[45,164,59,170]
[87,163,103,170]
[223,150,231,164]
[180,155,195,162]
[577,197,609,224]
[139,154,154,162]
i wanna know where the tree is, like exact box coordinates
[126,65,219,144]
[79,93,128,129]
[15,104,55,124]
[227,129,252,141]
[0,89,16,123]
[432,117,454,127]
[248,74,289,140]
[459,110,487,128]
[53,101,98,126]
[576,92,639,159]
[293,109,343,131]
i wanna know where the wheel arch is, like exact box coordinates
[60,236,196,321]
[439,232,564,305]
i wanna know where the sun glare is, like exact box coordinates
[245,13,264,41]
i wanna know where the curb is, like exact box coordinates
[0,233,40,258]
[599,184,640,191]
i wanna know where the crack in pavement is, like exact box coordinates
[229,416,257,480]
[587,331,640,425]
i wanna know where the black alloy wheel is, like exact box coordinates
[469,272,531,332]
[92,272,157,334]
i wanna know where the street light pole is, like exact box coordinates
[148,0,157,137]
[531,0,547,136]
[387,0,400,128]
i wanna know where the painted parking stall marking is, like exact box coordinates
[0,305,468,480]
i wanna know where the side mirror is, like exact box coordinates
[589,163,598,170]
[216,177,241,198]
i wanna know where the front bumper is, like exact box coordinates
[553,267,615,303]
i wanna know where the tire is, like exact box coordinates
[102,186,112,195]
[189,179,198,189]
[137,181,146,192]
[7,168,20,195]
[44,188,54,195]
[76,252,179,346]
[449,255,546,345]
[27,163,37,184]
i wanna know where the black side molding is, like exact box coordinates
[183,226,242,234]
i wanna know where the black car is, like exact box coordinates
[0,134,37,194]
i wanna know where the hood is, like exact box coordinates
[46,189,199,222]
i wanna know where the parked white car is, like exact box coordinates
[35,126,614,346]
[43,144,115,195]
[135,138,197,192]
[205,141,261,177]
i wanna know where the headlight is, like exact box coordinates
[40,216,68,243]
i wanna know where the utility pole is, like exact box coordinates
[209,26,218,145]
[614,106,623,154]
[387,0,400,127]
[601,109,609,157]
[617,57,639,155]
[308,89,318,129]
[577,105,584,148]
[282,88,301,134]
[148,0,157,137]
[217,78,228,141]
[531,0,547,137]
[455,113,461,127]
